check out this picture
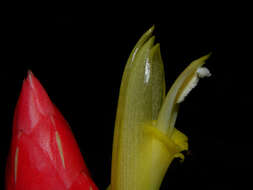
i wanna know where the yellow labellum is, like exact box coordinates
[110,26,211,190]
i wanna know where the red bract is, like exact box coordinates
[5,71,98,190]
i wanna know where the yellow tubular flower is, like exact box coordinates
[110,26,211,190]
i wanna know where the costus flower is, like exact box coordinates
[110,26,211,190]
[5,71,98,190]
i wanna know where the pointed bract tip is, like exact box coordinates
[26,70,36,89]
[13,71,55,133]
[149,25,155,32]
[151,43,160,53]
[25,70,55,116]
[27,69,33,77]
[199,52,212,62]
[143,25,155,38]
[204,52,212,60]
[27,70,34,84]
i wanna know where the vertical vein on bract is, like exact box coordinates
[55,131,66,168]
[14,147,19,184]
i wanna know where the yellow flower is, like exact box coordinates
[110,26,211,190]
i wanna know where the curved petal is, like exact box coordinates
[157,53,211,136]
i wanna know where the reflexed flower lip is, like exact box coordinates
[110,26,211,190]
[5,71,98,190]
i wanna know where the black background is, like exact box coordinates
[0,14,252,189]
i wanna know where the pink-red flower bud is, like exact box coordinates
[6,71,98,190]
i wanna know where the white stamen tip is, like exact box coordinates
[177,67,211,103]
[197,67,211,78]
[177,76,199,103]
